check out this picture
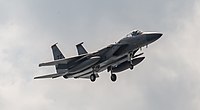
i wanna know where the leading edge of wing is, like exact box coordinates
[39,54,86,67]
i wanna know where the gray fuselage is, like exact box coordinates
[64,31,162,78]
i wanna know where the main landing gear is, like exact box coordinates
[90,72,117,82]
[90,65,118,82]
[90,74,96,82]
[108,66,117,82]
[90,65,100,82]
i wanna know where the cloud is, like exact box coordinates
[0,0,200,110]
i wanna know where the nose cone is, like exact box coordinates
[146,32,162,43]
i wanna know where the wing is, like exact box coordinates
[39,54,86,67]
[109,43,129,56]
[111,44,140,56]
[34,73,66,79]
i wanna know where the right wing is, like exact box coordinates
[34,73,66,79]
[39,54,86,67]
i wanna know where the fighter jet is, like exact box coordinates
[34,30,162,82]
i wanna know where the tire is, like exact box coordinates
[90,74,96,82]
[111,74,117,82]
[130,65,134,70]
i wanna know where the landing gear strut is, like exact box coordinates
[90,67,98,82]
[128,52,133,62]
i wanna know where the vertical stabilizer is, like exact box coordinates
[76,42,88,55]
[51,43,65,60]
[51,43,65,73]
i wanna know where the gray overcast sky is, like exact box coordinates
[0,0,200,110]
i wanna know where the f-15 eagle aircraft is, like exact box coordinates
[34,30,162,82]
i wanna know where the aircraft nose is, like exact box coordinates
[146,32,162,43]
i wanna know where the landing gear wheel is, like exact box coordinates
[90,74,96,82]
[130,65,134,70]
[111,74,117,82]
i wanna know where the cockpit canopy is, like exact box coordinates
[126,30,143,37]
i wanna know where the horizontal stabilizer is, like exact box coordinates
[39,54,86,67]
[39,59,68,67]
[34,73,66,79]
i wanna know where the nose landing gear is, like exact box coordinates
[111,74,117,82]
